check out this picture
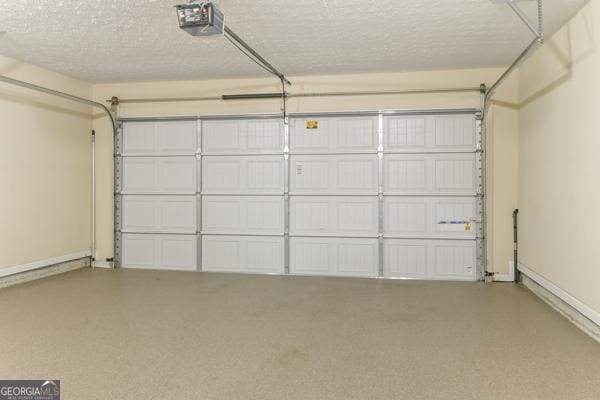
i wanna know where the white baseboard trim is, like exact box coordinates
[518,262,600,329]
[92,260,114,269]
[493,261,516,282]
[0,251,92,278]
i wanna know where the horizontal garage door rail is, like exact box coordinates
[114,108,484,281]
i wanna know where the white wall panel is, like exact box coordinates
[122,157,197,194]
[202,119,283,153]
[290,196,378,236]
[384,239,476,280]
[290,237,378,277]
[384,114,475,152]
[384,196,476,239]
[202,196,284,234]
[290,116,378,153]
[122,233,197,271]
[385,154,476,195]
[290,155,379,194]
[202,156,284,194]
[122,195,196,234]
[202,235,284,273]
[123,121,198,155]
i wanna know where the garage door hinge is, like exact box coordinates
[485,271,496,277]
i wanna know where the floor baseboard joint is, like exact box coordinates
[520,273,600,344]
[0,257,91,290]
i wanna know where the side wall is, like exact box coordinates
[518,0,600,313]
[93,68,519,275]
[0,55,93,270]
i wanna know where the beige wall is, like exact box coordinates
[0,55,94,269]
[93,67,520,275]
[487,80,520,280]
[2,3,596,313]
[518,0,600,313]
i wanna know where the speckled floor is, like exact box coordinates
[0,268,599,400]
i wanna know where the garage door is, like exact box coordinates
[115,110,484,280]
[117,120,200,271]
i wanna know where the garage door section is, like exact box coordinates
[288,112,483,280]
[116,111,483,281]
[289,116,380,277]
[118,120,200,271]
[382,114,482,280]
[200,118,285,274]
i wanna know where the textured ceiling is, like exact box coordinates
[0,0,589,83]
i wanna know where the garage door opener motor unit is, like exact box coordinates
[175,1,225,36]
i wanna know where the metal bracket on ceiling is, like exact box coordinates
[484,0,544,107]
[507,0,544,38]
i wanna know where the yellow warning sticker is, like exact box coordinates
[306,120,319,129]
[465,224,472,232]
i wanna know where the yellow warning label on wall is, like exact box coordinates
[306,120,319,129]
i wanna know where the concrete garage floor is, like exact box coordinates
[0,269,599,400]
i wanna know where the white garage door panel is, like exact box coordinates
[202,156,284,194]
[385,154,476,195]
[384,239,476,280]
[290,116,378,152]
[290,237,378,277]
[118,112,482,280]
[384,196,477,239]
[290,155,379,194]
[203,119,283,153]
[290,196,378,236]
[202,196,284,234]
[202,235,284,273]
[123,120,199,155]
[122,157,197,194]
[384,114,475,152]
[122,195,196,233]
[122,233,197,271]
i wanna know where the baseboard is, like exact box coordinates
[518,263,600,343]
[493,261,516,282]
[0,251,91,278]
[92,260,114,269]
[0,252,91,289]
